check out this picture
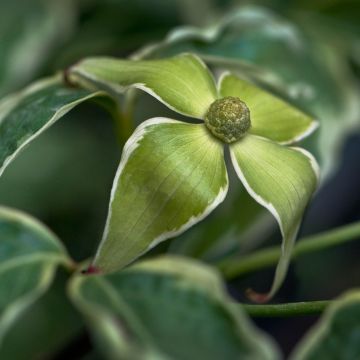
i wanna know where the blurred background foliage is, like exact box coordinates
[0,0,359,358]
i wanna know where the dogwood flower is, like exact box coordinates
[69,53,319,301]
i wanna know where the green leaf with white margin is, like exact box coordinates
[68,53,217,119]
[69,255,280,360]
[219,73,318,144]
[0,206,72,346]
[230,135,319,302]
[291,289,360,360]
[94,118,228,273]
[0,75,106,177]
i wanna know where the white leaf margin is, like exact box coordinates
[290,290,360,360]
[229,135,320,300]
[69,53,217,120]
[94,117,229,267]
[0,75,105,177]
[217,72,319,145]
[0,206,72,345]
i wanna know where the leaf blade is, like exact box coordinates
[95,118,228,272]
[0,75,105,177]
[230,135,319,301]
[219,73,317,144]
[69,256,280,360]
[291,290,360,360]
[69,53,218,119]
[0,206,71,346]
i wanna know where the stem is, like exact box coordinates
[63,69,134,145]
[114,101,134,144]
[217,221,360,279]
[122,89,138,138]
[241,300,331,317]
[91,96,134,145]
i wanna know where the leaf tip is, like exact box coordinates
[246,288,271,304]
[82,264,101,275]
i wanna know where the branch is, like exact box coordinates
[217,221,360,279]
[241,300,331,317]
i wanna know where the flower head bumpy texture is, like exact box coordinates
[205,96,251,143]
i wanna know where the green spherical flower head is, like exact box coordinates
[205,96,251,143]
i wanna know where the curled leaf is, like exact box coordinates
[230,135,319,301]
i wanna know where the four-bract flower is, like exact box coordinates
[69,53,319,301]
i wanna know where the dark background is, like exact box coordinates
[0,0,359,358]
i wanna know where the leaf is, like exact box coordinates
[0,0,74,96]
[0,206,71,346]
[168,186,271,260]
[219,73,317,144]
[291,290,360,360]
[230,135,319,301]
[69,256,280,360]
[0,271,83,360]
[0,75,106,177]
[68,53,217,119]
[94,118,228,272]
[137,5,360,178]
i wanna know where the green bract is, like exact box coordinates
[136,5,360,178]
[69,53,319,301]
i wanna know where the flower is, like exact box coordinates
[69,53,319,301]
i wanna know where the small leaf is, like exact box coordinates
[69,53,217,119]
[0,75,105,177]
[0,206,71,346]
[291,290,360,360]
[94,118,228,273]
[69,256,280,360]
[230,135,319,301]
[219,73,317,144]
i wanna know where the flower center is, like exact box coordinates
[204,96,251,143]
